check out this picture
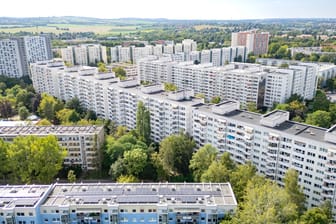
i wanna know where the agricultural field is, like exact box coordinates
[0,24,141,34]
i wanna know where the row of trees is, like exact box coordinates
[0,136,66,184]
[275,91,336,128]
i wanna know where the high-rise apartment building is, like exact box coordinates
[73,45,88,65]
[59,44,107,66]
[192,101,336,213]
[30,60,336,219]
[231,30,270,56]
[60,46,74,65]
[0,35,52,77]
[138,59,317,108]
[182,39,197,52]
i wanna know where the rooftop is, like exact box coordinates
[0,185,50,208]
[196,105,334,144]
[42,183,236,207]
[0,125,103,136]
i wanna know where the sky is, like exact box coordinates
[2,0,336,20]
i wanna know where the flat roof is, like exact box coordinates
[0,125,103,136]
[0,185,50,208]
[196,105,334,144]
[42,183,236,207]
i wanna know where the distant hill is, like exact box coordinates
[1,16,336,26]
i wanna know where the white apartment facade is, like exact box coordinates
[60,46,74,65]
[139,59,316,108]
[0,36,52,77]
[30,60,336,218]
[73,45,88,65]
[192,101,336,215]
[31,60,202,142]
[23,36,52,65]
[60,44,107,66]
[0,39,24,77]
[257,58,319,101]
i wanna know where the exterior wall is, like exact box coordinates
[192,106,336,211]
[0,125,104,171]
[0,39,24,77]
[61,47,74,65]
[0,36,51,77]
[231,30,269,56]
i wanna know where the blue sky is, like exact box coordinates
[2,0,335,19]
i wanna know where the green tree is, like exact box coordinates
[112,67,126,80]
[309,53,320,62]
[38,93,64,122]
[136,101,151,145]
[268,43,281,55]
[159,133,195,177]
[329,103,336,123]
[123,148,148,177]
[309,90,330,112]
[220,152,236,171]
[210,96,221,104]
[56,108,80,124]
[164,82,178,91]
[109,157,126,180]
[16,89,35,110]
[36,119,52,126]
[230,162,256,202]
[326,78,335,91]
[65,97,85,115]
[98,62,108,72]
[201,161,230,182]
[7,135,67,183]
[189,144,218,181]
[67,170,76,183]
[306,110,332,128]
[246,102,259,112]
[117,174,139,183]
[300,207,330,224]
[18,106,29,120]
[0,98,14,119]
[232,176,298,224]
[284,169,306,215]
[0,139,9,181]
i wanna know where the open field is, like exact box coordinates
[0,24,141,34]
[193,25,225,30]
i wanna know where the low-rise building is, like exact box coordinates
[0,182,237,224]
[0,125,104,171]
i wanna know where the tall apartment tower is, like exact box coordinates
[0,35,52,77]
[182,39,197,52]
[231,30,269,56]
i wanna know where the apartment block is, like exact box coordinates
[139,59,317,108]
[109,62,138,78]
[0,35,52,77]
[182,39,197,52]
[30,60,336,217]
[257,58,318,101]
[31,60,202,142]
[61,46,75,65]
[0,39,24,77]
[0,182,237,224]
[192,101,336,214]
[0,125,104,170]
[60,44,108,66]
[231,30,269,56]
[73,45,88,65]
